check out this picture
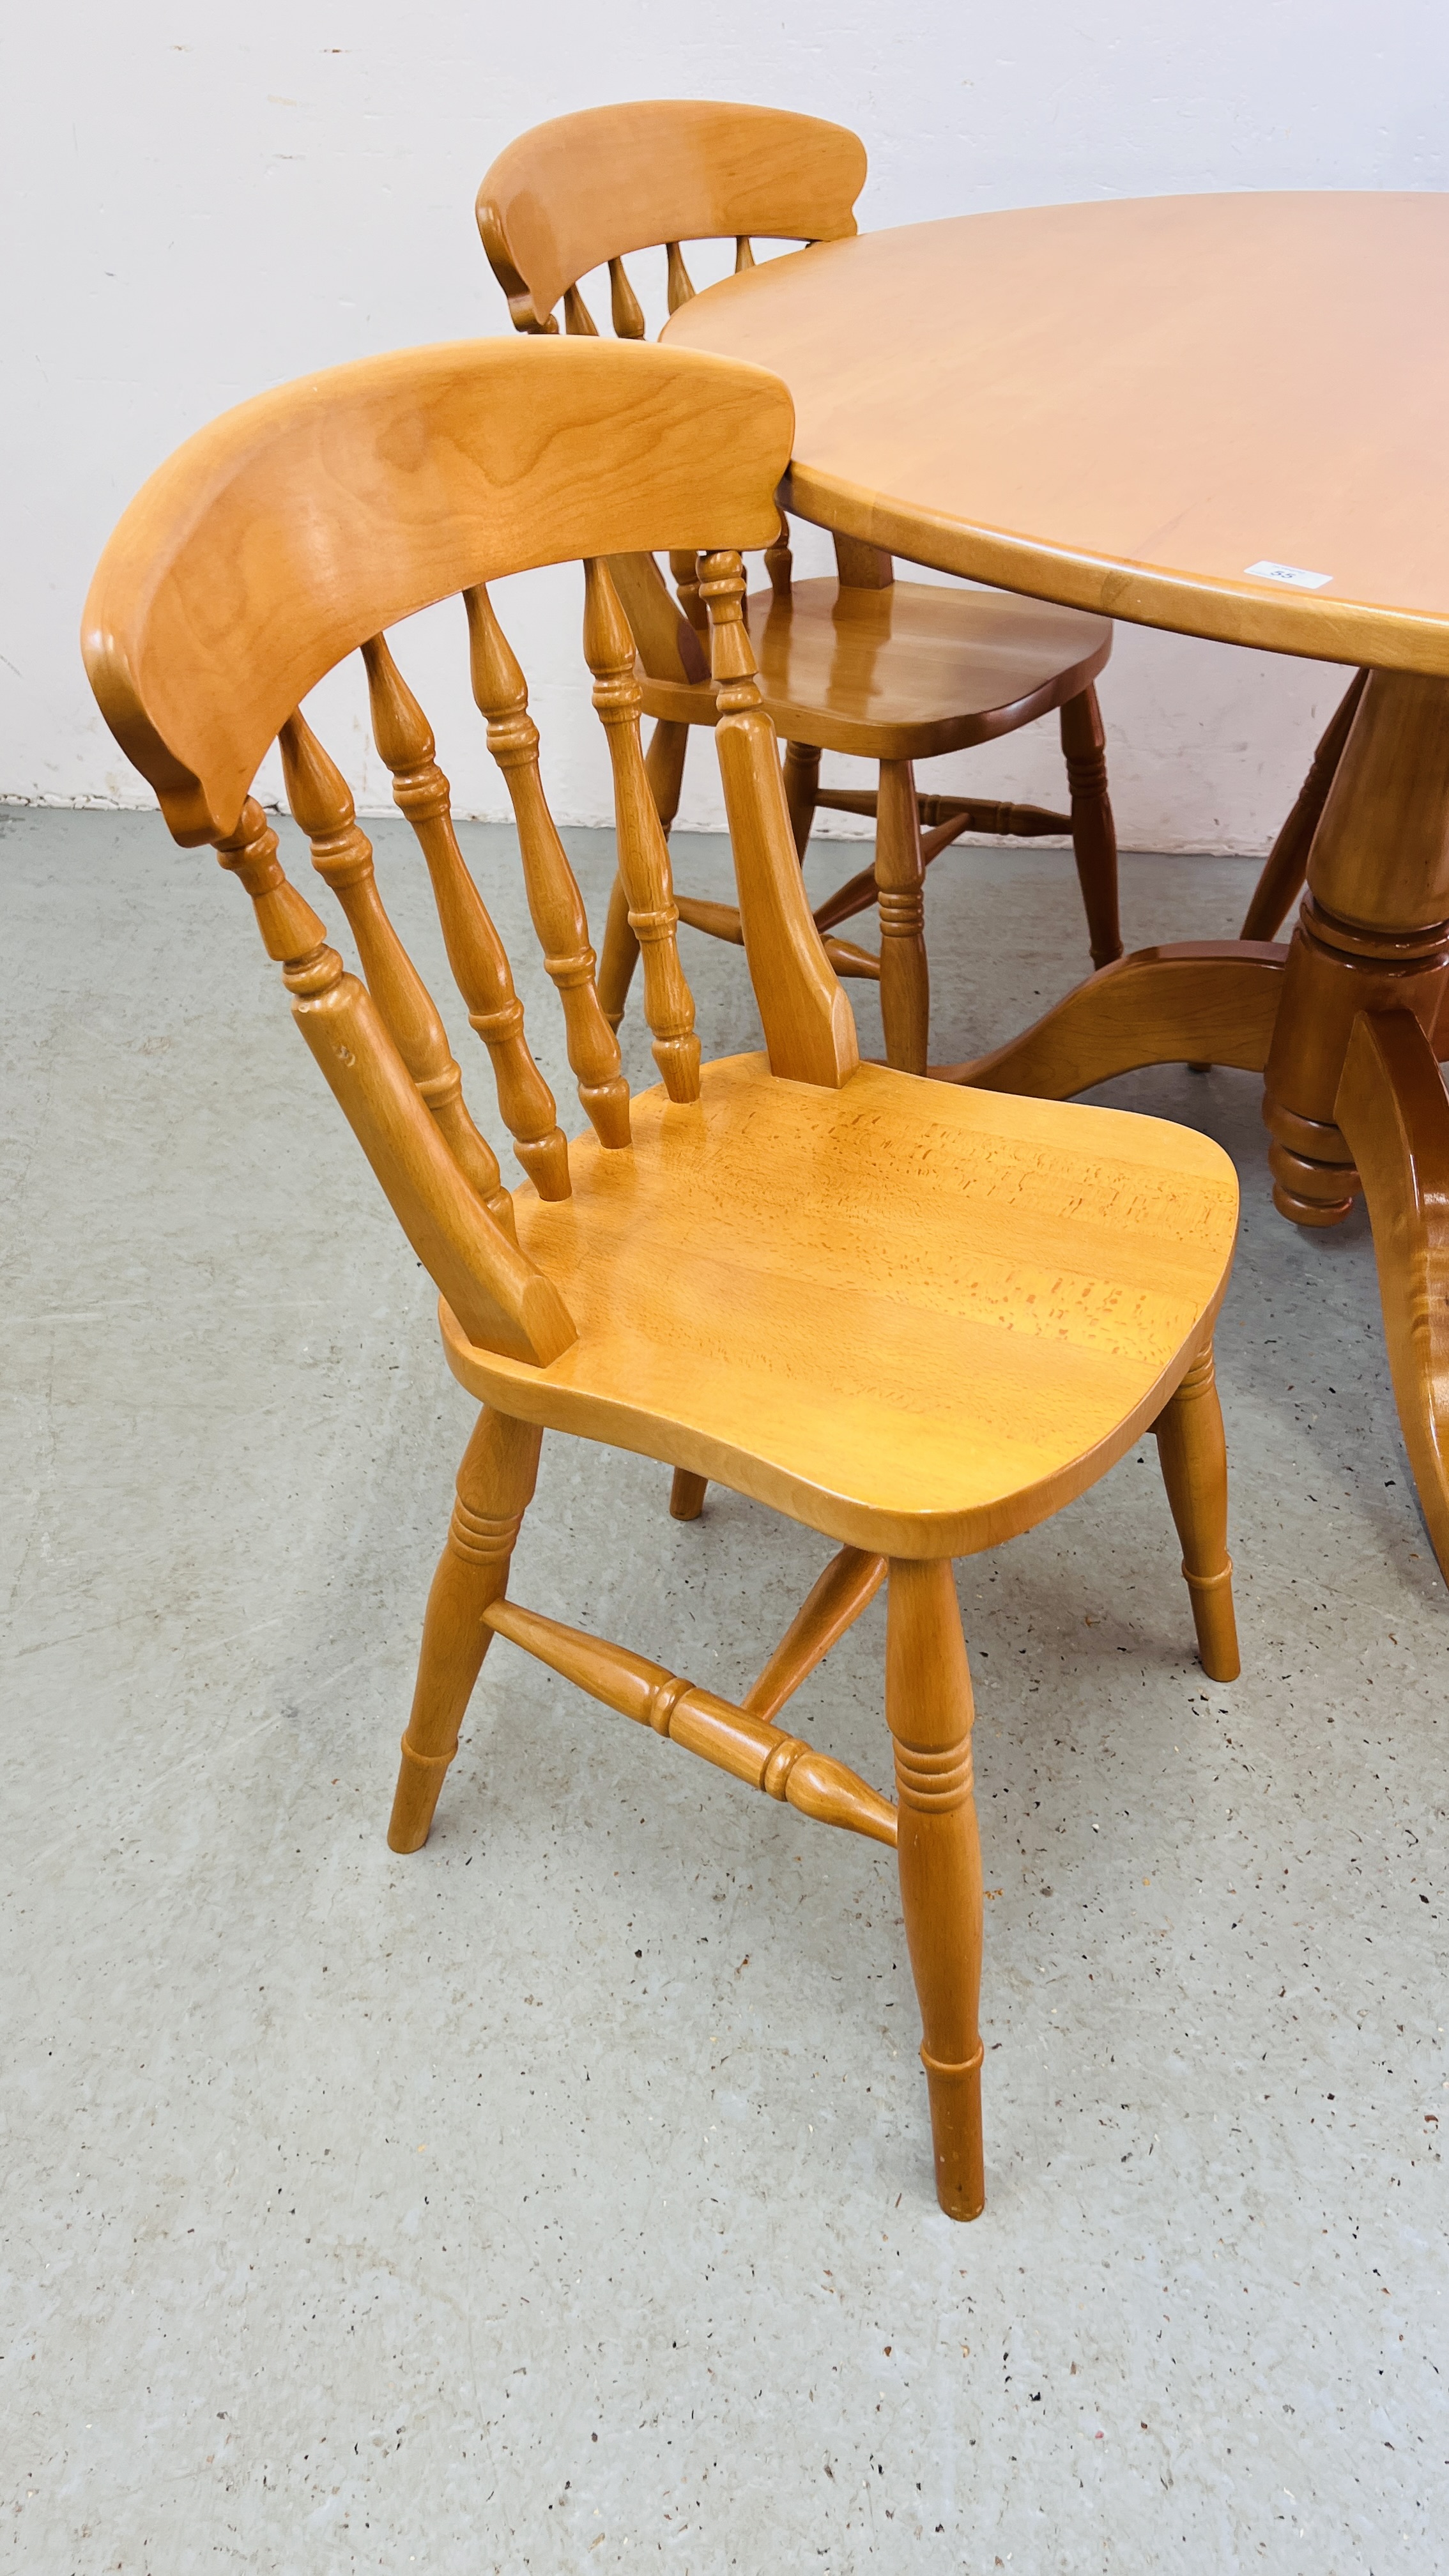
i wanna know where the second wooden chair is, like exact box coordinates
[477,100,1123,1073]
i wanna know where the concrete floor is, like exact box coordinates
[3,800,1446,2574]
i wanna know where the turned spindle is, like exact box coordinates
[700,548,857,1090]
[360,632,571,1201]
[279,710,514,1234]
[465,583,632,1149]
[582,558,701,1103]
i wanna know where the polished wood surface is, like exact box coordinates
[441,1053,1239,1561]
[479,103,1123,1067]
[639,574,1111,761]
[475,100,866,335]
[84,334,1241,2217]
[1239,671,1368,943]
[742,1545,887,1722]
[82,337,791,848]
[886,1558,985,2220]
[670,190,1449,1584]
[1337,1011,1449,1575]
[666,192,1449,672]
[484,1591,900,1844]
[1151,1347,1239,1682]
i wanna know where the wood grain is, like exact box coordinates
[1336,1009,1449,1577]
[636,574,1111,762]
[665,193,1449,672]
[476,100,865,332]
[86,327,1245,2220]
[484,1594,899,1845]
[886,1558,985,2221]
[440,1052,1239,1562]
[80,337,793,848]
[1151,1344,1239,1682]
[939,943,1287,1095]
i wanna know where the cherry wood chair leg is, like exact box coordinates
[598,717,691,1029]
[1060,683,1123,970]
[670,1466,708,1519]
[1151,1342,1240,1682]
[783,739,822,859]
[875,757,930,1075]
[388,1406,543,1851]
[885,1558,985,2221]
[1239,670,1368,943]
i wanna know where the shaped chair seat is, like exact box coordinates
[478,102,1124,1073]
[639,577,1112,762]
[443,1052,1237,1560]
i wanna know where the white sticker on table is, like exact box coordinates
[1243,560,1333,590]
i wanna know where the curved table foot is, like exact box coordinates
[1335,1009,1449,1581]
[934,940,1287,1097]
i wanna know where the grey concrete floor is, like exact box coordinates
[3,801,1447,2575]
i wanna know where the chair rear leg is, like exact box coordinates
[783,740,821,860]
[1061,684,1123,970]
[388,1407,543,1851]
[1153,1342,1241,1682]
[598,719,690,1029]
[885,1558,985,2220]
[876,758,930,1075]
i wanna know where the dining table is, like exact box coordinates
[664,190,1449,1585]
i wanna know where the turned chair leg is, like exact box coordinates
[387,1406,543,1852]
[1060,684,1123,970]
[598,717,691,1030]
[875,758,930,1075]
[1152,1342,1241,1682]
[885,1559,985,2220]
[783,740,822,860]
[669,1466,707,1519]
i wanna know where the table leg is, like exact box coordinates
[935,940,1286,1094]
[1262,671,1449,1224]
[1336,1009,1449,1572]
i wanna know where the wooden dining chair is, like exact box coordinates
[84,334,1240,2221]
[477,102,1123,1075]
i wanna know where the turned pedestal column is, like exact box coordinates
[1262,670,1449,1225]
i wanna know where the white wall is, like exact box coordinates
[4,0,1445,848]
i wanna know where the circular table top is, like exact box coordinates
[664,192,1449,674]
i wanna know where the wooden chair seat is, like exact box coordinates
[636,577,1112,762]
[440,1053,1236,1559]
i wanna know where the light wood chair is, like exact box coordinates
[477,102,1123,1075]
[84,335,1240,2220]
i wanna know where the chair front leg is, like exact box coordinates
[388,1406,543,1851]
[598,718,690,1029]
[885,1558,985,2220]
[1061,684,1123,970]
[875,758,930,1075]
[1152,1342,1241,1682]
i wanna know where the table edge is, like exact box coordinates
[783,463,1449,675]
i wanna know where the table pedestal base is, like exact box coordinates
[935,664,1449,1584]
[1262,896,1449,1225]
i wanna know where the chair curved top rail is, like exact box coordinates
[477,100,866,335]
[82,334,850,1376]
[82,335,793,847]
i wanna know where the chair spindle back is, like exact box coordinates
[477,102,885,637]
[83,338,856,1370]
